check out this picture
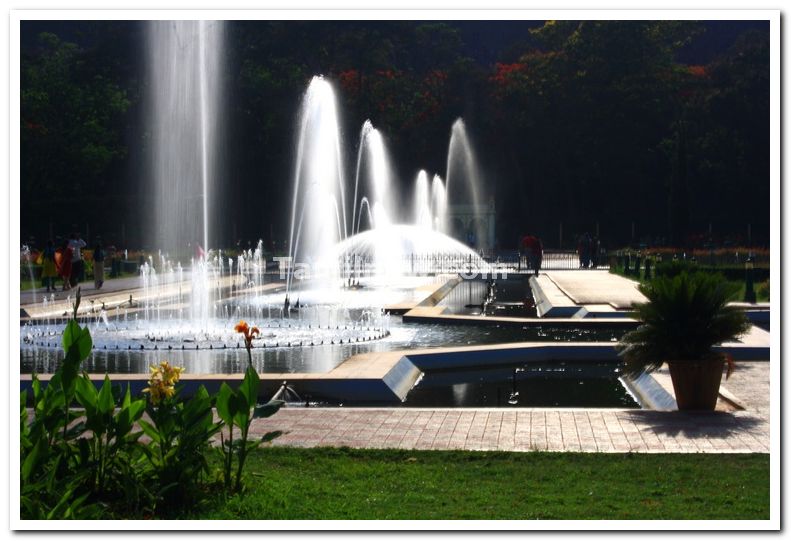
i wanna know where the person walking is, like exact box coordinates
[520,234,544,276]
[591,236,601,269]
[40,239,58,292]
[531,235,544,276]
[68,232,87,287]
[57,239,73,291]
[578,232,592,269]
[93,239,106,289]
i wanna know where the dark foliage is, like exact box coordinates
[19,20,770,251]
[617,272,751,377]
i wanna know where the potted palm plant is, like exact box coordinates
[618,271,751,411]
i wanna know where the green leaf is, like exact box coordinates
[232,392,251,428]
[74,375,98,411]
[114,388,145,439]
[31,376,41,403]
[238,365,260,409]
[62,320,83,354]
[64,491,92,519]
[137,419,161,444]
[126,398,146,423]
[21,438,46,482]
[62,322,92,362]
[72,287,81,318]
[46,487,76,520]
[60,325,92,392]
[215,382,236,425]
[20,391,30,439]
[97,374,114,415]
[61,319,78,352]
[121,382,131,409]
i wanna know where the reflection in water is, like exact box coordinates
[324,362,638,408]
[438,277,537,318]
[407,362,637,408]
[451,382,472,406]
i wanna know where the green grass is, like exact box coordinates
[190,447,769,520]
[735,280,770,303]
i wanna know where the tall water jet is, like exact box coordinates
[364,127,394,228]
[352,121,371,236]
[414,170,432,230]
[148,20,224,256]
[431,174,448,234]
[446,118,485,248]
[353,120,395,231]
[287,77,347,291]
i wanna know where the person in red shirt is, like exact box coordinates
[520,234,543,276]
[56,240,73,291]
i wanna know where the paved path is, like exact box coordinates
[249,361,769,454]
[20,275,143,306]
[544,270,646,310]
[21,272,286,308]
[253,407,767,454]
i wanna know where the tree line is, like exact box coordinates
[20,20,770,251]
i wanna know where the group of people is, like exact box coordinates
[38,232,106,292]
[576,232,600,269]
[519,232,602,274]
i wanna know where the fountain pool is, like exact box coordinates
[20,30,639,410]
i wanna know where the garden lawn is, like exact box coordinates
[192,447,769,520]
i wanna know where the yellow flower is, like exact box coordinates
[144,360,183,405]
[143,381,165,405]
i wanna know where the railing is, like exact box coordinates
[486,250,610,271]
[321,251,612,280]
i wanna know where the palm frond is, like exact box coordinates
[617,272,751,377]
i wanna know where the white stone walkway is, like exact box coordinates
[543,270,646,309]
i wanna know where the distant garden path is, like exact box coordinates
[544,270,647,310]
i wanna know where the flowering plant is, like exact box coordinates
[217,320,283,493]
[234,320,259,365]
[143,361,184,405]
[138,359,220,512]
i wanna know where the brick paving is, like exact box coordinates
[248,361,770,454]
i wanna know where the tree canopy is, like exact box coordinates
[19,20,770,251]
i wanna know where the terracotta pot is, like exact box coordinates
[668,358,725,411]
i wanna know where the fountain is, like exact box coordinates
[431,174,449,235]
[287,76,347,291]
[285,76,488,293]
[446,118,486,246]
[21,245,36,305]
[147,20,224,256]
[414,171,432,230]
[22,72,492,373]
